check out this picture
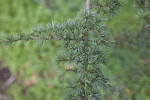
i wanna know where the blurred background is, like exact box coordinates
[0,0,150,100]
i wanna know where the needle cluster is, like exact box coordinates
[135,0,150,24]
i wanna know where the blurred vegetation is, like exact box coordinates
[0,0,149,100]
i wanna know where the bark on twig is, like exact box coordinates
[86,0,90,12]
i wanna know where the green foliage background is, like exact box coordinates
[0,0,149,100]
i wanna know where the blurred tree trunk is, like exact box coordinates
[44,0,49,8]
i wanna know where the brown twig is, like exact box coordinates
[0,76,16,91]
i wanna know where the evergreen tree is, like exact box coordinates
[0,0,129,100]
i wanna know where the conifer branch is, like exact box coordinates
[0,0,128,100]
[0,35,62,44]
